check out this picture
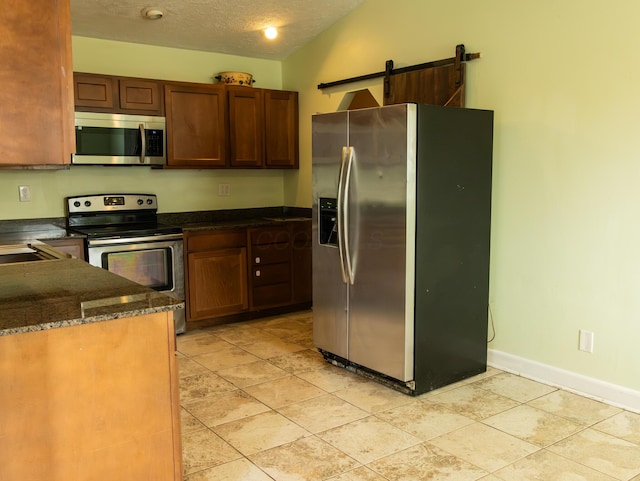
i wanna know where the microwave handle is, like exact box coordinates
[139,124,146,164]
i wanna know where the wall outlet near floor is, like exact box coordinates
[18,185,31,202]
[579,329,594,353]
[218,183,231,196]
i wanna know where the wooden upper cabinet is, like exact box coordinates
[264,89,299,169]
[164,82,228,168]
[0,0,74,166]
[74,73,164,116]
[228,86,265,168]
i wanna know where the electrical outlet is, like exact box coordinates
[18,185,31,202]
[579,329,594,353]
[218,183,231,196]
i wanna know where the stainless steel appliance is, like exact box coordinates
[72,112,166,166]
[312,103,494,395]
[66,194,185,334]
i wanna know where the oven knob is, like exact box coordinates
[147,199,153,205]
[84,201,91,207]
[73,201,81,208]
[137,199,144,205]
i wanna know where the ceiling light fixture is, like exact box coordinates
[141,7,164,20]
[264,27,278,40]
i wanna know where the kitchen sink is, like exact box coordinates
[0,244,60,265]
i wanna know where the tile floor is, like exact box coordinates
[176,310,640,481]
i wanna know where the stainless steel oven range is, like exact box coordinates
[66,194,185,334]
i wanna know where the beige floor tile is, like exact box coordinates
[192,346,261,372]
[178,356,209,378]
[297,365,370,392]
[178,334,233,356]
[493,449,618,481]
[368,443,488,481]
[483,404,583,447]
[376,400,475,441]
[240,338,306,359]
[473,372,557,403]
[547,428,640,480]
[319,416,421,464]
[243,375,326,409]
[181,428,242,475]
[333,381,414,414]
[181,407,206,435]
[429,422,539,472]
[424,383,520,420]
[216,360,289,388]
[185,458,273,481]
[249,436,360,481]
[593,410,640,445]
[327,466,388,481]
[213,411,310,456]
[528,390,622,425]
[278,393,369,433]
[260,320,310,339]
[268,348,327,374]
[179,371,237,403]
[184,390,271,427]
[211,326,281,346]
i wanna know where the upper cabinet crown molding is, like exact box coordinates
[0,0,74,167]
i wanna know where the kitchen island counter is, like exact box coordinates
[0,257,183,336]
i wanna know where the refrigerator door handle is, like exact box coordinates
[336,147,349,284]
[343,146,355,285]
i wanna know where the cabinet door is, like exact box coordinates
[228,86,264,168]
[291,221,312,303]
[187,247,248,320]
[264,89,299,168]
[74,73,116,110]
[119,78,163,115]
[164,83,228,168]
[249,225,292,309]
[0,0,74,166]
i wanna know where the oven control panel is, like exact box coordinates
[67,194,158,213]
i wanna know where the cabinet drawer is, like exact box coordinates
[250,227,290,245]
[187,230,246,252]
[252,262,290,286]
[252,243,290,265]
[252,283,292,307]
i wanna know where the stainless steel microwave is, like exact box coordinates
[72,112,166,166]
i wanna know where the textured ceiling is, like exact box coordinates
[70,0,365,60]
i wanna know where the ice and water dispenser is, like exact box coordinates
[318,197,338,246]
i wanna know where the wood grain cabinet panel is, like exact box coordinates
[0,312,182,481]
[0,0,74,166]
[249,225,292,309]
[119,78,162,113]
[74,73,116,109]
[264,89,299,168]
[164,82,228,168]
[228,86,264,168]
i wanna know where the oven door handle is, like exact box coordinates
[87,233,183,246]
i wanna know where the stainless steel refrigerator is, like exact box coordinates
[312,103,494,395]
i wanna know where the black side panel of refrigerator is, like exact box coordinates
[413,104,494,394]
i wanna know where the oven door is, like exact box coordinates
[87,235,185,333]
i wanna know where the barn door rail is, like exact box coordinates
[317,44,480,97]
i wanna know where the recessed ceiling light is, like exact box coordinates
[141,7,164,20]
[264,27,278,40]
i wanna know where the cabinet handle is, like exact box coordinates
[255,270,261,277]
[255,256,261,264]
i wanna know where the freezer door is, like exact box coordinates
[311,111,349,359]
[346,104,416,382]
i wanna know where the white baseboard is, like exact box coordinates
[487,349,640,413]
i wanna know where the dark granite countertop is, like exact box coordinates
[0,258,183,336]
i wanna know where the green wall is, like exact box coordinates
[0,37,287,219]
[283,0,640,392]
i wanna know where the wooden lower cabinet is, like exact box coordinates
[0,311,182,481]
[185,229,248,322]
[184,221,312,329]
[43,237,86,261]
